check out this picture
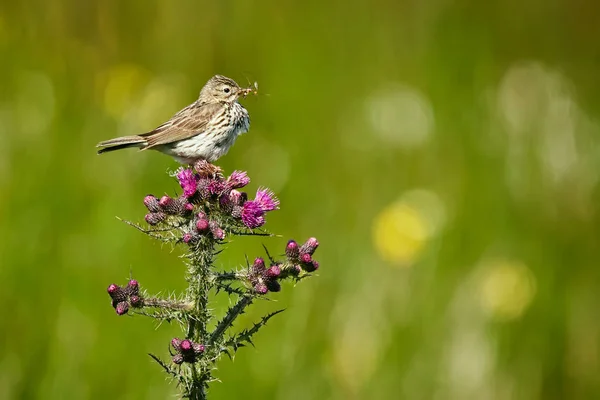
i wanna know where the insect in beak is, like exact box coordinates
[240,82,259,98]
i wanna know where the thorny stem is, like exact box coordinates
[184,238,216,398]
[187,239,216,343]
[142,298,194,311]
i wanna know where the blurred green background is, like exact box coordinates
[1,0,600,399]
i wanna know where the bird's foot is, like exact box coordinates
[193,160,223,179]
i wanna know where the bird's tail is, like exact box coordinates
[96,136,147,154]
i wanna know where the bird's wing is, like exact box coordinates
[141,101,223,148]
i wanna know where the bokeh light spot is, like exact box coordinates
[479,259,536,321]
[365,84,434,148]
[373,201,427,265]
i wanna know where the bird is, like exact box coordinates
[96,75,254,164]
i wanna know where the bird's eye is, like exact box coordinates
[223,87,230,93]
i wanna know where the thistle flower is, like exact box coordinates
[207,180,227,195]
[241,201,265,229]
[227,171,250,189]
[177,169,199,198]
[254,188,279,211]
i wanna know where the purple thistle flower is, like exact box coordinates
[227,170,250,189]
[182,233,194,243]
[207,180,227,195]
[184,203,195,212]
[300,253,312,264]
[241,201,265,229]
[177,169,199,198]
[254,188,279,212]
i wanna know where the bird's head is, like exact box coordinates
[199,75,252,103]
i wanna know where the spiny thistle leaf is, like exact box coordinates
[225,309,285,352]
[149,353,178,377]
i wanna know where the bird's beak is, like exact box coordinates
[239,87,257,98]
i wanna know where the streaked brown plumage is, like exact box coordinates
[96,75,253,164]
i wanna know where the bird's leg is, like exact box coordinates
[193,159,223,179]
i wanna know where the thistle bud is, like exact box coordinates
[229,190,243,206]
[300,253,312,264]
[265,265,281,278]
[115,301,129,315]
[143,195,161,212]
[172,354,184,365]
[159,195,173,208]
[127,279,139,296]
[303,260,319,272]
[192,343,205,354]
[130,295,142,307]
[145,212,166,226]
[300,237,319,255]
[266,280,281,293]
[180,339,193,353]
[285,240,299,259]
[254,282,268,295]
[182,233,195,243]
[196,219,209,233]
[171,338,182,350]
[107,284,127,303]
[252,257,266,274]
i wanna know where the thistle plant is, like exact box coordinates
[105,161,320,399]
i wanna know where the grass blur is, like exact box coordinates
[1,1,600,399]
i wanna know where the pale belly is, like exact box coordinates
[163,102,250,164]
